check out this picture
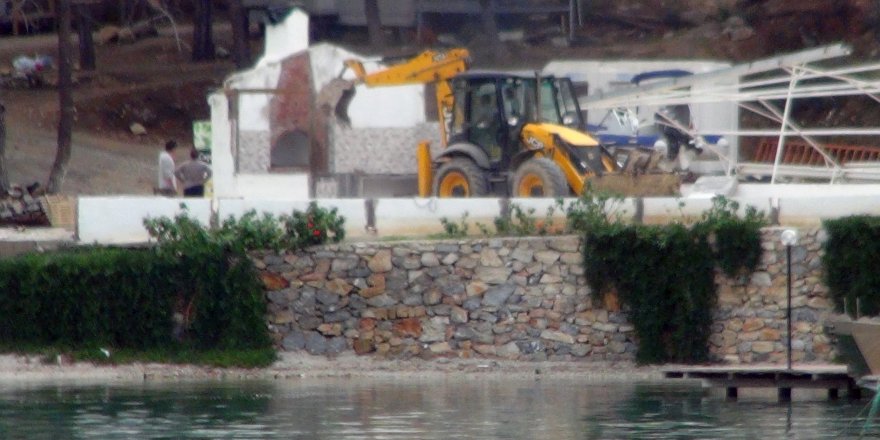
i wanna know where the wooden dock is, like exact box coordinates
[858,375,880,392]
[662,365,859,402]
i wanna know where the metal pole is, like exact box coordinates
[771,68,802,184]
[787,243,792,370]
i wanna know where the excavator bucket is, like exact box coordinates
[316,78,357,125]
[588,148,681,197]
[587,173,681,197]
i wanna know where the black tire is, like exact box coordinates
[511,157,569,197]
[432,158,489,197]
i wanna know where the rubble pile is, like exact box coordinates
[0,184,49,226]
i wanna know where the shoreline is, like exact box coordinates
[0,352,667,385]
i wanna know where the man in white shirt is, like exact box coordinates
[156,140,178,196]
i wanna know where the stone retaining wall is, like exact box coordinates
[712,228,833,364]
[256,228,836,364]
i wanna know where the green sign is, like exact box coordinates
[193,120,212,152]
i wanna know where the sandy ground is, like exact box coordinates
[0,352,664,385]
[1,26,234,196]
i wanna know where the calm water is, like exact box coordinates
[0,378,876,439]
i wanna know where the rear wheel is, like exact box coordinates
[433,158,488,197]
[512,157,569,197]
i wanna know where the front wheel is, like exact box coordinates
[511,157,569,197]
[432,158,488,197]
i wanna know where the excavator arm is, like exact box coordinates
[340,48,470,146]
[344,49,470,87]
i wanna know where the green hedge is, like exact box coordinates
[822,215,880,316]
[0,245,270,351]
[571,194,765,364]
[583,224,717,364]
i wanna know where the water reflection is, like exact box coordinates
[0,379,874,439]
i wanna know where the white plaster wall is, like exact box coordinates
[208,10,312,199]
[259,10,310,67]
[226,9,310,133]
[217,198,367,239]
[507,197,569,230]
[225,65,282,132]
[640,197,714,224]
[77,197,212,245]
[209,92,237,198]
[373,198,502,236]
[777,195,880,226]
[232,174,310,200]
[735,183,880,199]
[641,196,770,223]
[71,191,880,245]
[551,196,639,223]
[347,84,426,128]
[309,43,427,128]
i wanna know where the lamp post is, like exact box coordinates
[780,229,799,370]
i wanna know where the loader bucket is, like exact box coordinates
[586,173,681,197]
[316,78,356,125]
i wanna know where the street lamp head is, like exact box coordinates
[781,229,798,246]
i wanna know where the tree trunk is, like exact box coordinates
[364,0,384,47]
[48,0,74,194]
[479,0,500,41]
[479,0,505,60]
[118,0,132,27]
[192,0,214,61]
[228,0,250,68]
[0,102,9,194]
[76,4,96,70]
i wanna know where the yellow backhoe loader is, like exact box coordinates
[334,48,679,197]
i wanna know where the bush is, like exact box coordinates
[282,201,346,247]
[438,203,560,238]
[143,202,346,349]
[570,192,765,364]
[144,201,346,252]
[494,203,557,236]
[0,202,347,361]
[822,216,880,316]
[0,248,172,349]
[695,196,766,278]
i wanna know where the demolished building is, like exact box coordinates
[209,9,438,200]
[208,8,741,200]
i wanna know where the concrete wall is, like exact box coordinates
[217,198,368,240]
[0,228,74,259]
[77,197,212,245]
[329,123,441,175]
[256,229,836,364]
[73,192,880,244]
[713,228,833,364]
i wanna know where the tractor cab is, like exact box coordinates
[446,73,586,174]
[432,71,647,198]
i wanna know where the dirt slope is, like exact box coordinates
[1,26,234,195]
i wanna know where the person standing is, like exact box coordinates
[157,139,178,196]
[175,148,212,197]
